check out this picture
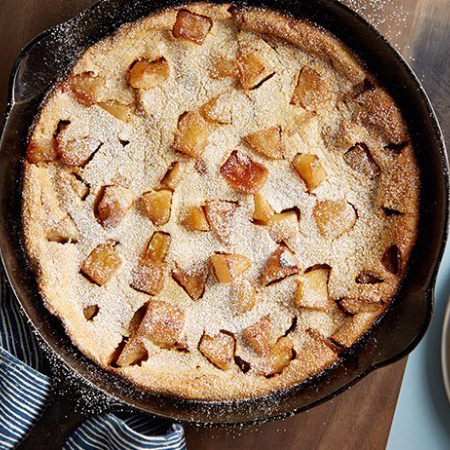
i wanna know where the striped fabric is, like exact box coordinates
[0,268,186,449]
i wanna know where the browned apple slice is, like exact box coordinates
[96,185,133,228]
[140,190,172,226]
[128,57,169,89]
[211,253,251,283]
[201,94,232,124]
[173,111,210,158]
[172,262,209,300]
[161,162,185,190]
[81,243,121,286]
[313,199,357,239]
[98,101,134,122]
[115,338,148,367]
[139,300,185,349]
[260,245,299,286]
[144,232,171,263]
[26,138,58,164]
[292,153,327,191]
[231,279,257,315]
[199,332,235,370]
[204,200,237,244]
[172,9,213,45]
[343,143,380,179]
[46,215,78,243]
[220,150,268,194]
[263,337,294,376]
[253,193,274,224]
[237,42,274,90]
[243,316,274,356]
[244,126,283,159]
[181,206,210,231]
[295,267,332,311]
[291,66,332,112]
[266,210,299,244]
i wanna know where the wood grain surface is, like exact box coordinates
[1,1,448,449]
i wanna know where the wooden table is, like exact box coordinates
[1,1,448,448]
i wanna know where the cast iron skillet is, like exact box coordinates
[0,0,448,448]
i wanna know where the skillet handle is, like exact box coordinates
[16,391,89,450]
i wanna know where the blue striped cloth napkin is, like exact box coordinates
[0,270,186,449]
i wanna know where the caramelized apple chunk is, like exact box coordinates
[116,338,148,368]
[139,300,185,349]
[161,162,185,191]
[131,232,171,296]
[201,94,232,124]
[291,66,332,112]
[55,130,101,167]
[199,332,235,370]
[26,138,58,164]
[313,199,357,239]
[220,150,268,194]
[67,73,102,106]
[96,185,133,228]
[260,245,299,286]
[244,317,274,355]
[140,190,172,226]
[172,262,209,300]
[172,9,213,45]
[173,111,210,158]
[128,57,169,89]
[181,206,210,231]
[209,55,237,79]
[292,153,327,191]
[244,126,283,159]
[263,337,294,376]
[211,253,251,283]
[81,243,121,286]
[204,200,237,243]
[267,210,299,244]
[343,143,380,179]
[253,193,274,224]
[237,42,274,90]
[46,215,78,243]
[231,279,257,314]
[295,268,332,311]
[98,101,133,122]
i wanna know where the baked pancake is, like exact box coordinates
[22,3,419,400]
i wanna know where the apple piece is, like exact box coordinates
[237,42,274,90]
[173,111,210,158]
[244,126,283,159]
[263,337,294,376]
[46,215,78,243]
[266,210,299,244]
[128,57,169,89]
[231,279,257,314]
[172,262,209,300]
[295,268,331,311]
[26,138,58,164]
[220,150,268,194]
[201,94,232,124]
[211,253,251,283]
[292,153,327,191]
[172,9,213,44]
[161,162,185,190]
[243,316,273,356]
[199,332,235,370]
[98,101,133,122]
[313,199,357,239]
[145,231,171,263]
[138,300,185,349]
[81,243,121,286]
[204,200,237,244]
[96,185,133,228]
[253,193,274,224]
[67,73,102,107]
[260,244,299,286]
[181,206,210,231]
[140,190,172,226]
[291,66,332,112]
[209,55,237,79]
[343,143,380,179]
[130,260,165,296]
